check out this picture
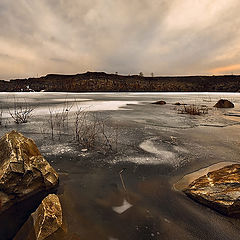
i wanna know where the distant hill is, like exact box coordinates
[1,72,240,92]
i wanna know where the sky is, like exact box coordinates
[0,0,240,79]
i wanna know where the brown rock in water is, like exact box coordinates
[152,100,166,105]
[214,99,234,108]
[0,131,59,212]
[14,194,65,240]
[33,194,62,240]
[184,164,240,216]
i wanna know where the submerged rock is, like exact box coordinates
[152,100,166,105]
[214,99,234,108]
[0,130,59,212]
[14,194,65,240]
[174,102,181,105]
[184,164,240,216]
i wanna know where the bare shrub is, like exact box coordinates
[39,125,48,138]
[45,101,119,153]
[74,111,102,149]
[48,108,55,140]
[0,106,3,126]
[178,105,208,115]
[74,107,88,143]
[74,110,116,152]
[47,101,73,140]
[9,99,34,124]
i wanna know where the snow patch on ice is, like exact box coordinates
[139,139,175,159]
[173,146,189,153]
[112,198,133,214]
[24,101,138,116]
[120,138,186,167]
[40,143,77,156]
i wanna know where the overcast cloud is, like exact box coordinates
[0,0,240,79]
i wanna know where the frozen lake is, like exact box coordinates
[1,92,240,240]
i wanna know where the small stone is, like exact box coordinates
[151,100,166,105]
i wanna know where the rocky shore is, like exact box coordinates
[1,72,240,92]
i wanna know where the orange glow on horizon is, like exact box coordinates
[211,64,240,74]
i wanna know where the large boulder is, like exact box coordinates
[184,164,240,216]
[14,194,65,240]
[214,99,234,108]
[0,131,58,212]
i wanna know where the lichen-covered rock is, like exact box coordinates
[14,194,65,240]
[184,164,240,216]
[0,131,58,212]
[214,99,234,108]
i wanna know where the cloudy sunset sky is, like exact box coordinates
[0,0,240,79]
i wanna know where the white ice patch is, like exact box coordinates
[51,100,138,112]
[173,146,189,153]
[113,137,183,166]
[139,139,175,160]
[0,93,139,117]
[127,139,183,167]
[40,143,77,155]
[0,96,91,104]
[119,156,181,167]
[112,198,133,214]
[19,101,138,116]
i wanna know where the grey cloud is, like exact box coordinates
[0,0,240,79]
